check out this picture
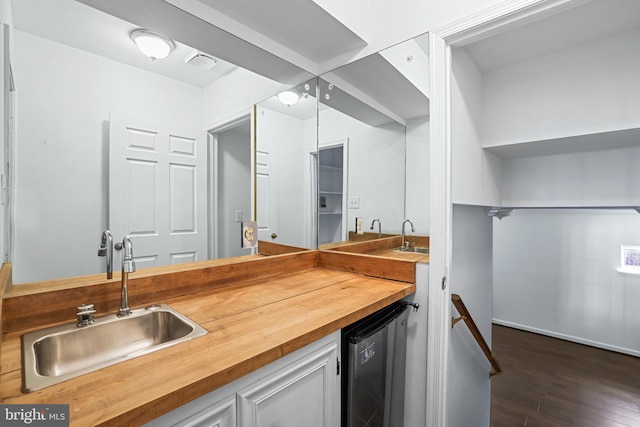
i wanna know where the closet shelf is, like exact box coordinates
[483,127,640,159]
[488,205,640,219]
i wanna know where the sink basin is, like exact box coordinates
[394,247,430,254]
[22,304,207,392]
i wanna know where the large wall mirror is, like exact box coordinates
[10,0,313,284]
[316,33,430,244]
[8,0,430,287]
[253,31,431,251]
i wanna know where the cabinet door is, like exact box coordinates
[179,395,235,427]
[145,394,236,427]
[237,342,339,427]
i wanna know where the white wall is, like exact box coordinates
[13,30,203,283]
[318,108,406,234]
[0,0,11,26]
[501,146,640,207]
[202,67,286,130]
[481,29,640,147]
[217,123,252,258]
[448,204,493,427]
[493,209,640,356]
[451,47,501,207]
[405,115,430,235]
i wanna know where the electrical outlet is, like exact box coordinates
[235,211,243,222]
[356,217,364,235]
[349,197,360,209]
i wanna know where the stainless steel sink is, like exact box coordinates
[22,304,207,392]
[394,246,430,254]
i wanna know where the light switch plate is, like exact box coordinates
[349,197,360,209]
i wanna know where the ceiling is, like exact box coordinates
[22,0,637,126]
[11,0,241,88]
[170,0,367,66]
[464,0,640,72]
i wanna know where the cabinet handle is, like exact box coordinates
[271,233,278,239]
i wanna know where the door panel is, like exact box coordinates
[109,112,207,271]
[256,149,278,242]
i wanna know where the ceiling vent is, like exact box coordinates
[184,50,217,70]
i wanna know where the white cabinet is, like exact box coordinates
[144,393,236,427]
[145,332,340,427]
[237,342,338,427]
[174,395,236,427]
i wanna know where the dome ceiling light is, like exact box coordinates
[130,29,175,61]
[277,89,301,106]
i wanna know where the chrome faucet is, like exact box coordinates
[401,219,415,248]
[370,219,382,238]
[117,236,136,317]
[97,230,113,279]
[76,303,96,327]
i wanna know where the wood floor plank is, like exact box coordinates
[491,325,640,427]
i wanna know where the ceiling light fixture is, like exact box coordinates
[130,29,175,61]
[277,89,300,106]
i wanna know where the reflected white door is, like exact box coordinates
[109,112,207,271]
[256,148,278,242]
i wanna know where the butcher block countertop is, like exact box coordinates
[0,251,415,426]
[321,234,430,263]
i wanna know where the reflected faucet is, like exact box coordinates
[97,230,113,279]
[370,219,382,239]
[401,219,415,248]
[117,236,136,317]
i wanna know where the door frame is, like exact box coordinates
[207,110,252,260]
[426,0,593,425]
[315,138,349,245]
[2,23,14,264]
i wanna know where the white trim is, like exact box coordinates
[435,0,594,47]
[206,109,252,135]
[493,319,640,358]
[425,32,451,427]
[208,133,219,260]
[309,150,318,249]
[207,111,253,258]
[618,269,640,276]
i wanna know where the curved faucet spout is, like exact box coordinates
[118,236,136,317]
[401,219,415,248]
[370,219,382,239]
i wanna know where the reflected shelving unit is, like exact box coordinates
[318,144,347,245]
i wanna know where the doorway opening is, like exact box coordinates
[315,138,348,245]
[209,115,252,259]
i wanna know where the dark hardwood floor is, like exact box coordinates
[490,324,640,426]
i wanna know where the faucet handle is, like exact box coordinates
[77,303,96,327]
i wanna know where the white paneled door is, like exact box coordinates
[256,147,278,243]
[109,112,207,271]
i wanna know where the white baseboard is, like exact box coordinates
[492,318,640,358]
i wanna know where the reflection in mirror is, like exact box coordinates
[255,78,318,249]
[10,0,313,284]
[317,33,430,244]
